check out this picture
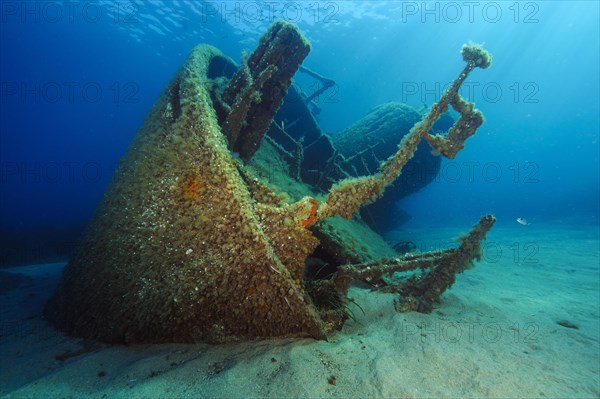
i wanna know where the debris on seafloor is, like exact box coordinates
[393,241,418,255]
[44,20,495,344]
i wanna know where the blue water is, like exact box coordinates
[1,1,598,232]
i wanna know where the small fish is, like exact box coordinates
[516,217,529,226]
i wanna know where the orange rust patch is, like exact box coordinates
[183,174,202,201]
[300,198,319,228]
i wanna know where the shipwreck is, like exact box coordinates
[45,21,495,344]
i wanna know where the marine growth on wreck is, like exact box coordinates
[44,21,495,344]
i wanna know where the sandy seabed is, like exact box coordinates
[1,222,598,398]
